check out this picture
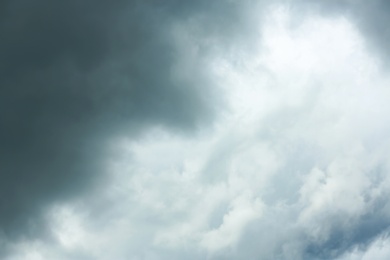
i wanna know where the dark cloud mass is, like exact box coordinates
[0,0,249,239]
[3,0,390,259]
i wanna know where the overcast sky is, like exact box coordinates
[2,0,390,259]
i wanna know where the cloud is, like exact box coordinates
[3,1,390,260]
[336,236,390,260]
[294,0,390,67]
[0,0,262,242]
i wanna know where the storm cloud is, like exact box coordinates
[2,1,390,260]
[0,0,256,239]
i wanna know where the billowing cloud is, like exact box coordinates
[0,0,259,241]
[2,1,390,260]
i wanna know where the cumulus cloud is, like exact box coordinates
[2,1,390,260]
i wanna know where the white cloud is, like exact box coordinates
[336,236,390,260]
[200,192,263,251]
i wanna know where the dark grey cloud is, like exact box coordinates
[0,0,258,243]
[3,1,390,259]
[343,0,390,66]
[302,208,390,260]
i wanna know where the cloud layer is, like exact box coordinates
[2,1,390,259]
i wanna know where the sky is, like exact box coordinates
[1,0,390,259]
